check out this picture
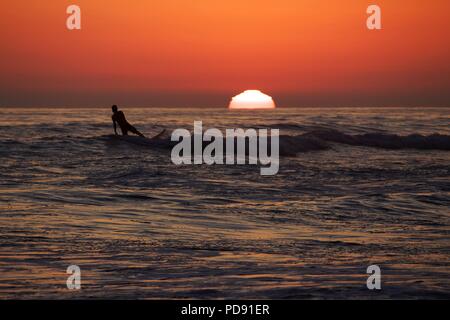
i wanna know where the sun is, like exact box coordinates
[229,90,276,109]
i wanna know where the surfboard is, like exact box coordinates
[111,130,173,149]
[150,129,166,140]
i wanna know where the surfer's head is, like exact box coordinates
[112,105,118,113]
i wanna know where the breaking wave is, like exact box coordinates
[99,130,450,156]
[2,130,448,159]
[303,130,450,151]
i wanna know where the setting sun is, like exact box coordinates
[229,90,276,109]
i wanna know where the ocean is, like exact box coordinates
[0,107,449,299]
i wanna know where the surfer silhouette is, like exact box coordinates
[111,105,145,137]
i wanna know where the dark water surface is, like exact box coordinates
[0,107,449,299]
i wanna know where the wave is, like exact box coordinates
[1,131,448,159]
[304,129,450,151]
[101,134,328,156]
[279,135,329,155]
[101,134,175,149]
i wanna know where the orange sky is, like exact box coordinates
[1,0,449,107]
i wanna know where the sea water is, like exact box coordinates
[0,107,449,299]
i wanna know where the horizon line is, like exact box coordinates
[1,105,449,109]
